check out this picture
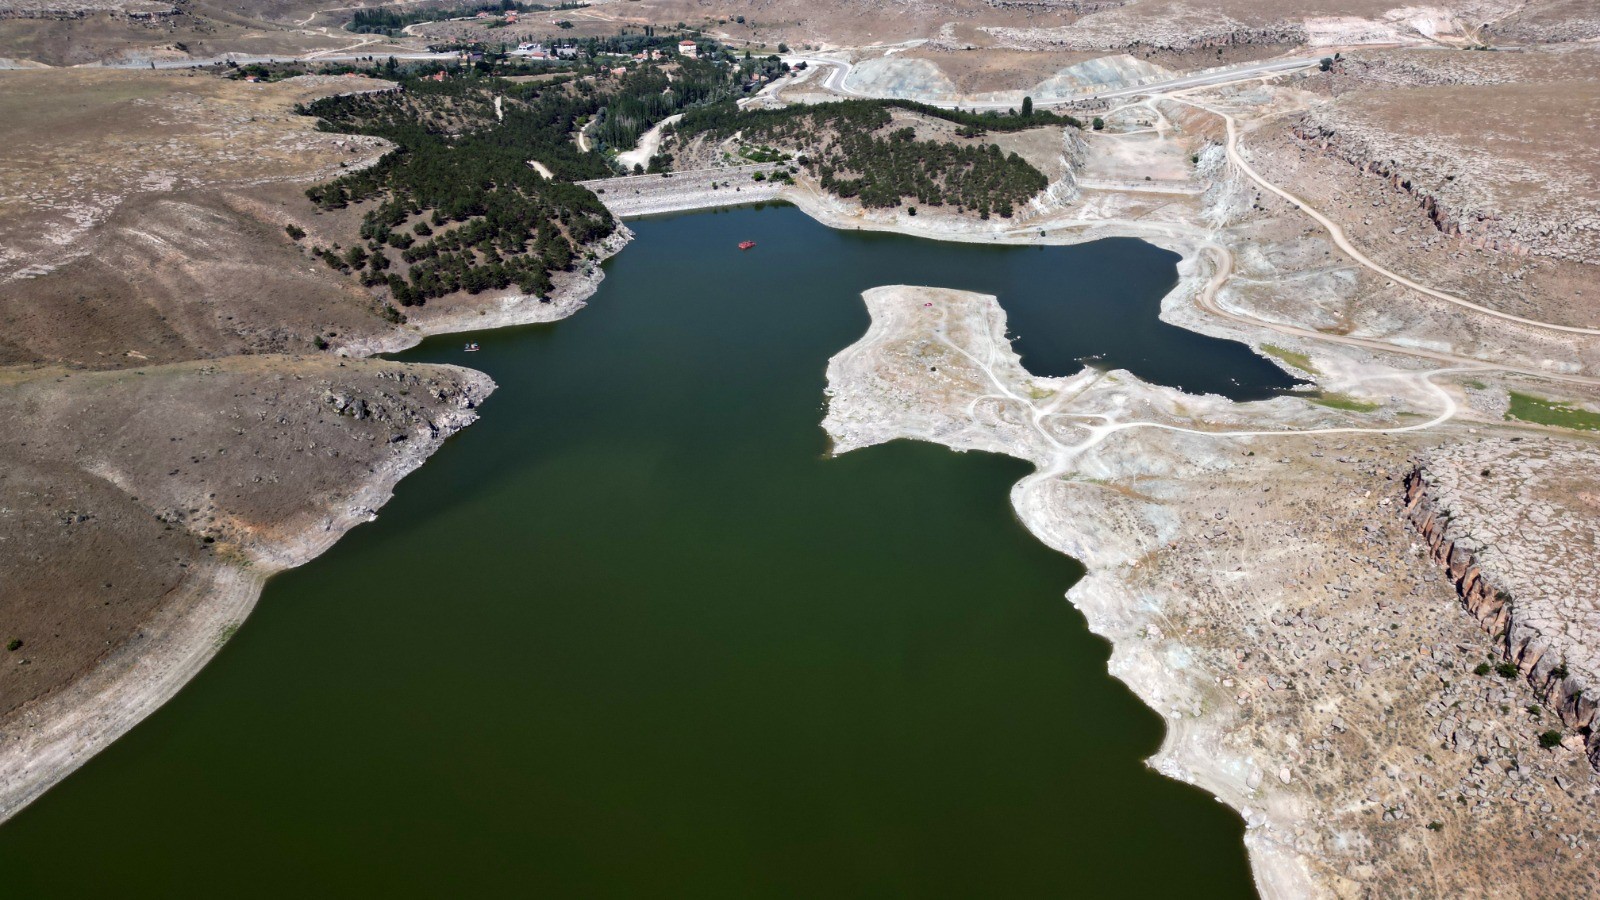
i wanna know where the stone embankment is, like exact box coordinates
[1404,465,1600,768]
[579,164,789,218]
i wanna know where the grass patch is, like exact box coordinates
[1260,343,1318,375]
[1311,393,1381,413]
[1505,391,1600,431]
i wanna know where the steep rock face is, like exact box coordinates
[1404,468,1600,769]
[1289,90,1600,266]
[1290,120,1538,258]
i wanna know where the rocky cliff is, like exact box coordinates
[1290,90,1600,266]
[1404,466,1600,769]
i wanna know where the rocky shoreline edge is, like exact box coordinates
[0,230,632,824]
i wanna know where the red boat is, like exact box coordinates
[737,240,757,250]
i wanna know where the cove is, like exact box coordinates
[0,205,1277,898]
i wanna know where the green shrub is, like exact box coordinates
[1539,730,1564,749]
[1496,661,1519,679]
[1472,662,1491,677]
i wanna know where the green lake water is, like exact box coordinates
[0,205,1290,897]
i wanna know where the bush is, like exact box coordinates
[1473,662,1492,677]
[1496,662,1520,679]
[1539,730,1564,749]
[1092,117,1104,131]
[284,223,306,241]
[5,638,20,652]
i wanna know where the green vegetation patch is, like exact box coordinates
[349,1,587,36]
[1505,391,1600,431]
[674,100,1053,217]
[1260,343,1318,375]
[1311,393,1381,413]
[304,73,619,305]
[592,57,750,152]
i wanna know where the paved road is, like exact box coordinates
[785,54,1323,109]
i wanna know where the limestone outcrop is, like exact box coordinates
[1404,465,1600,769]
[1290,95,1600,265]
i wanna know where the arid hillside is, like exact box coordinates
[0,68,499,741]
[0,0,360,65]
[1255,44,1600,328]
[0,355,491,718]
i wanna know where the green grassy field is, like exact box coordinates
[1505,391,1600,431]
[1312,392,1381,413]
[1261,343,1318,376]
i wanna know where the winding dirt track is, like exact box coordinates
[1169,95,1600,337]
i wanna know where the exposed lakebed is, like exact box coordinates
[0,205,1287,896]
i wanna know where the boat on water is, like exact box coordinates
[464,342,481,352]
[737,240,756,250]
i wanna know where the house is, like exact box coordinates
[555,45,579,59]
[677,40,697,58]
[429,70,447,82]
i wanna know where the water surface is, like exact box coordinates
[0,205,1279,897]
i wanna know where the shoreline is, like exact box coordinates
[821,282,1324,897]
[0,363,494,823]
[0,177,1278,864]
[0,231,644,824]
[0,172,1457,899]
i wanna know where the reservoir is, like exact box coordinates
[0,205,1287,897]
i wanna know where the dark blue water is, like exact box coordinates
[676,205,1297,400]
